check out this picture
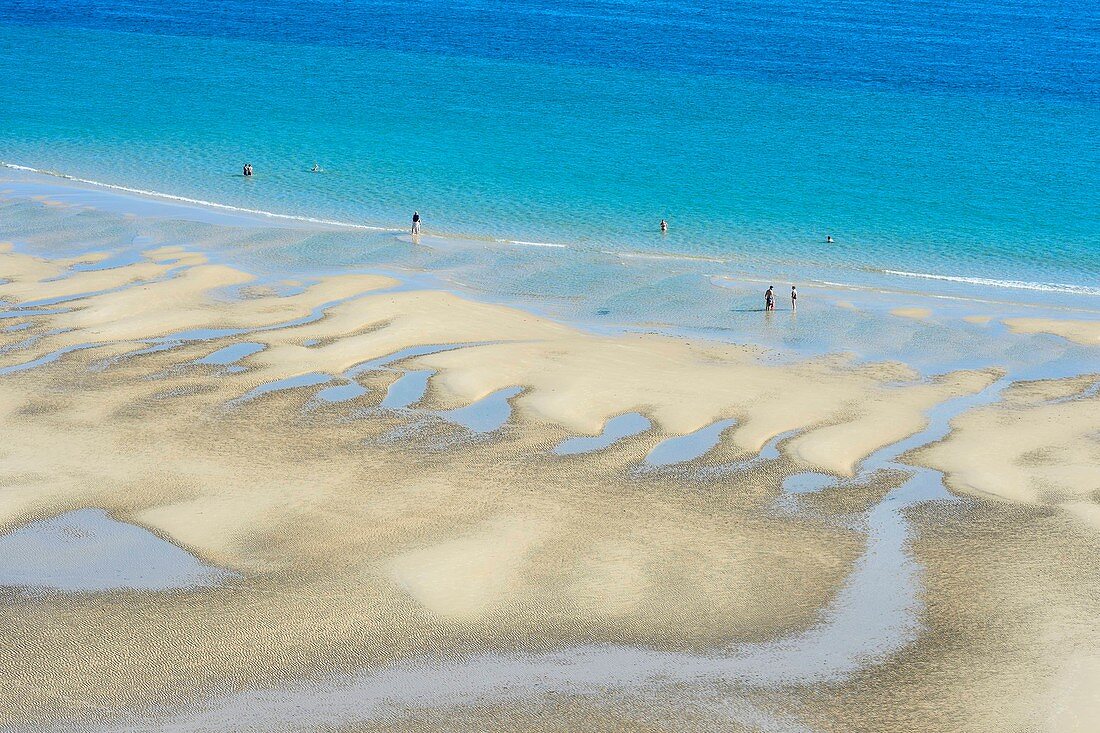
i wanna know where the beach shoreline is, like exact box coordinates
[1,172,1099,731]
[4,0,1100,725]
[6,163,1100,316]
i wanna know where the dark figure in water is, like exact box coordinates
[826,234,833,243]
[411,211,421,235]
[765,285,775,311]
[791,285,798,310]
[243,163,253,177]
[660,219,668,233]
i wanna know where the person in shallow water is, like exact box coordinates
[660,219,668,233]
[242,163,252,177]
[791,285,798,310]
[765,285,775,311]
[411,211,421,235]
[826,234,834,243]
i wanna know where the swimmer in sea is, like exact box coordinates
[660,219,668,233]
[312,163,322,173]
[826,234,834,243]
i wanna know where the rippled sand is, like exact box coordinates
[0,197,1098,732]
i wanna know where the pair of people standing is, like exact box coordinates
[242,163,253,177]
[765,285,797,311]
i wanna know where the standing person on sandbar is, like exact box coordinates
[791,285,798,311]
[411,211,421,236]
[765,285,775,311]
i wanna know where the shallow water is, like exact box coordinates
[313,379,369,404]
[233,372,333,404]
[2,0,1097,301]
[380,369,434,410]
[439,386,523,434]
[553,413,653,455]
[0,509,233,593]
[0,342,101,375]
[195,341,265,367]
[645,418,737,467]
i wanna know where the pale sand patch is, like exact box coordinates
[0,247,394,365]
[1045,652,1100,732]
[1004,317,1100,346]
[67,250,113,265]
[964,315,993,324]
[49,263,256,341]
[910,376,1100,506]
[144,245,199,262]
[131,494,295,573]
[786,369,1000,476]
[891,307,932,320]
[1062,502,1100,534]
[389,516,545,621]
[0,242,69,282]
[0,259,179,303]
[569,540,650,617]
[417,335,996,474]
[242,288,572,385]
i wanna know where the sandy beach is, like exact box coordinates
[1,178,1099,732]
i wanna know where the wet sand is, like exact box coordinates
[1,186,1098,732]
[1004,317,1100,346]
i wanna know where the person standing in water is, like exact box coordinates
[660,219,668,233]
[411,211,421,235]
[765,286,775,311]
[243,163,253,177]
[826,234,834,243]
[791,285,798,310]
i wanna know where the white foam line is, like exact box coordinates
[881,269,1100,296]
[608,250,727,264]
[500,239,569,248]
[2,162,403,232]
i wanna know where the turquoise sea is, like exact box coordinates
[1,0,1098,304]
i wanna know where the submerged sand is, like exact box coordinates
[1,205,1099,732]
[1004,317,1100,346]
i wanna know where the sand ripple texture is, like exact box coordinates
[0,207,1098,733]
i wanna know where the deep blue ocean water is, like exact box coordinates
[1,0,1098,294]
